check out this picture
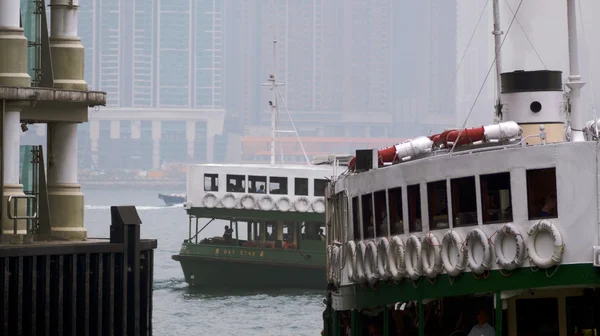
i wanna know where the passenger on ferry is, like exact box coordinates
[223,225,234,243]
[257,185,265,193]
[368,323,382,336]
[467,308,495,336]
[539,192,557,218]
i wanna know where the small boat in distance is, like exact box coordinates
[158,192,185,206]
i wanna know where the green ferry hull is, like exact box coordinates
[173,254,326,289]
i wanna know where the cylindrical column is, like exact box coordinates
[49,0,87,90]
[1,110,27,234]
[566,0,585,142]
[0,0,20,28]
[47,123,86,240]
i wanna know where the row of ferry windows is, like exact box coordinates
[351,167,558,239]
[204,173,328,197]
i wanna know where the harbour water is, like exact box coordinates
[83,187,325,336]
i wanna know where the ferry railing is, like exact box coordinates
[6,195,38,235]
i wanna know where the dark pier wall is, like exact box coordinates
[0,206,157,336]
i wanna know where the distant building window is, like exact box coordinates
[451,176,478,227]
[269,176,288,195]
[204,173,218,192]
[248,175,267,193]
[427,180,449,230]
[295,178,308,196]
[314,179,328,197]
[226,175,245,193]
[526,168,557,220]
[407,184,422,232]
[388,187,403,235]
[480,172,513,224]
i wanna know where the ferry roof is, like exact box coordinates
[189,162,343,172]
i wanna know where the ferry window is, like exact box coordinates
[248,175,267,193]
[407,184,422,232]
[451,176,477,227]
[374,190,388,237]
[226,174,245,193]
[566,296,598,336]
[295,178,308,196]
[204,173,218,192]
[526,167,558,220]
[388,187,403,235]
[361,193,374,239]
[352,197,360,240]
[480,172,513,224]
[516,298,559,335]
[269,176,288,194]
[314,179,328,197]
[427,180,449,230]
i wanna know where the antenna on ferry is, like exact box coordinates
[566,0,585,142]
[492,0,504,122]
[262,37,312,165]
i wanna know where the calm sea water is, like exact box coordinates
[83,186,325,336]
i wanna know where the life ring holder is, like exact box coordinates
[526,220,564,269]
[465,228,491,274]
[240,194,255,210]
[258,195,275,211]
[202,193,218,208]
[405,235,423,280]
[346,241,358,282]
[376,238,391,281]
[364,241,380,285]
[494,223,526,271]
[390,235,407,280]
[355,241,368,284]
[221,193,237,209]
[421,232,442,279]
[441,230,466,277]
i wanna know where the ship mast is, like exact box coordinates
[264,38,283,164]
[565,0,585,142]
[492,0,504,121]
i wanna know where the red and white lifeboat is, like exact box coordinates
[349,121,522,171]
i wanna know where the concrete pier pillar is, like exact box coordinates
[0,0,31,235]
[47,123,86,240]
[49,0,87,91]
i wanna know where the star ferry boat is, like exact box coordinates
[323,1,600,335]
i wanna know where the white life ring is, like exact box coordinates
[294,197,310,212]
[465,228,491,274]
[376,238,391,281]
[441,230,466,277]
[221,193,237,209]
[364,241,380,285]
[355,241,368,284]
[276,196,291,212]
[405,235,423,280]
[312,199,326,213]
[494,223,526,271]
[421,233,442,279]
[202,193,218,208]
[346,241,358,281]
[526,220,564,269]
[389,236,407,280]
[258,195,274,211]
[240,194,255,210]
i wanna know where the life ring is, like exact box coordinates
[494,223,526,271]
[240,194,255,210]
[389,236,407,280]
[276,196,291,212]
[346,241,358,282]
[294,197,310,212]
[312,199,326,213]
[221,193,237,209]
[421,233,442,279]
[355,241,368,284]
[465,228,491,274]
[405,235,423,280]
[364,241,380,285]
[441,230,466,277]
[258,195,274,211]
[202,193,218,208]
[376,238,391,281]
[526,220,563,268]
